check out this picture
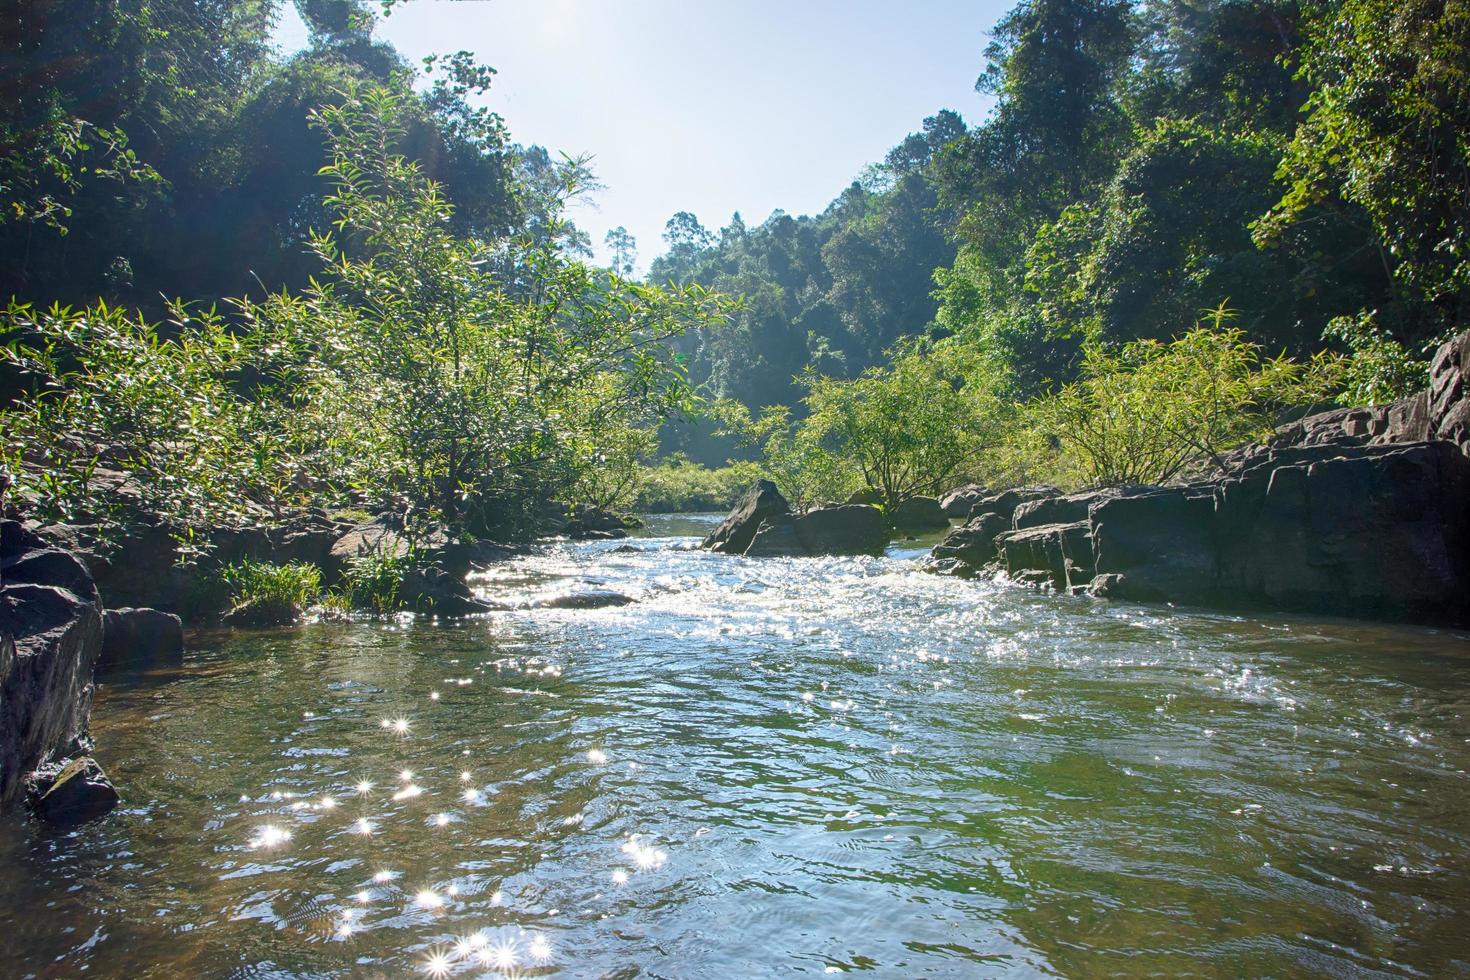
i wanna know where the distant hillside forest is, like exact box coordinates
[3,0,1467,528]
[649,0,1468,464]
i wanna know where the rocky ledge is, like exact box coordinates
[0,519,119,823]
[926,329,1470,627]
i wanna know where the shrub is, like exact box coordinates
[338,552,413,615]
[634,457,765,512]
[220,560,322,625]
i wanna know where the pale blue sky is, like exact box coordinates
[274,1,1009,273]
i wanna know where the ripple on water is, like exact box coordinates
[1,513,1469,976]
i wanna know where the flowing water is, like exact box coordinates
[4,513,1470,978]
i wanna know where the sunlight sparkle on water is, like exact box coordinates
[400,769,414,781]
[354,818,373,835]
[393,784,423,801]
[250,825,291,849]
[415,888,444,909]
[356,780,374,795]
[611,868,629,885]
[422,949,452,977]
[373,870,394,883]
[528,933,553,963]
[586,748,608,764]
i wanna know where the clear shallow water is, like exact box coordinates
[4,514,1470,978]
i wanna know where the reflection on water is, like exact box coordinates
[3,513,1470,977]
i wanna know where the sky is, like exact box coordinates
[274,0,1009,274]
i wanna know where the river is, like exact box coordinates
[2,513,1469,978]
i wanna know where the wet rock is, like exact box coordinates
[98,607,184,674]
[399,566,491,616]
[938,484,987,518]
[529,590,636,610]
[743,505,889,558]
[924,513,1010,578]
[0,520,104,812]
[1089,487,1219,604]
[28,755,119,825]
[997,521,1093,591]
[222,596,301,628]
[703,480,791,555]
[889,496,949,531]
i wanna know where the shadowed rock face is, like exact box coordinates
[744,505,889,558]
[889,496,949,531]
[98,607,184,675]
[924,513,1010,578]
[702,481,791,555]
[1,520,109,815]
[938,484,987,518]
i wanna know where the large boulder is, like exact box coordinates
[0,520,112,819]
[923,513,1010,579]
[938,484,987,518]
[703,480,791,554]
[1214,442,1470,622]
[743,505,889,558]
[889,496,950,532]
[98,607,184,675]
[1012,489,1121,530]
[1088,487,1220,604]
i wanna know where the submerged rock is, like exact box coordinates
[98,607,184,674]
[703,480,791,555]
[28,755,119,826]
[529,590,636,610]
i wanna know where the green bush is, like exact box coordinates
[338,552,413,615]
[220,560,322,621]
[633,457,765,512]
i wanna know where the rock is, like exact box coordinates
[0,520,104,812]
[1012,489,1120,530]
[330,513,422,565]
[743,505,889,558]
[1430,330,1470,453]
[997,521,1093,591]
[703,480,791,554]
[27,755,118,825]
[222,595,300,628]
[924,513,1010,578]
[529,590,636,610]
[399,566,491,616]
[1083,442,1470,623]
[938,483,987,517]
[969,485,1061,523]
[1215,442,1470,622]
[98,607,184,674]
[888,496,950,531]
[563,506,634,540]
[844,488,880,506]
[1089,487,1219,604]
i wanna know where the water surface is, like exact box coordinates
[3,514,1470,977]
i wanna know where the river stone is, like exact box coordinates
[969,485,1061,523]
[1089,487,1219,604]
[703,480,791,554]
[98,607,184,674]
[743,505,888,558]
[924,513,1010,578]
[529,590,636,610]
[938,484,987,518]
[997,521,1093,591]
[889,496,949,531]
[28,755,119,825]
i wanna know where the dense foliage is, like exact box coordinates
[647,0,1468,500]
